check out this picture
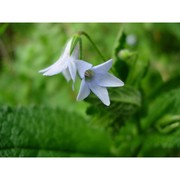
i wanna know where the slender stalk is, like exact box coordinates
[78,31,106,61]
[79,38,83,59]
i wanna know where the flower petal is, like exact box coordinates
[62,69,71,82]
[76,60,92,78]
[88,82,110,106]
[39,56,63,74]
[39,38,74,76]
[92,59,113,74]
[68,59,77,82]
[94,73,124,87]
[63,38,72,56]
[71,43,79,59]
[39,57,68,76]
[77,79,90,101]
[39,66,51,73]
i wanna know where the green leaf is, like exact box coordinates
[141,88,180,130]
[113,29,126,59]
[138,129,180,156]
[0,106,112,157]
[138,88,180,156]
[112,121,142,157]
[125,56,149,88]
[150,75,180,99]
[155,115,180,134]
[86,85,142,131]
[113,30,128,81]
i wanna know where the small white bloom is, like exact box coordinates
[39,38,79,83]
[76,59,124,106]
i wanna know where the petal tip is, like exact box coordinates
[39,70,45,74]
[120,81,125,87]
[105,102,110,106]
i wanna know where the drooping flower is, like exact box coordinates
[39,38,79,83]
[76,59,124,106]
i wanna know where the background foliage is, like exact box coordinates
[0,23,180,157]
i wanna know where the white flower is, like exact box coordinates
[76,59,124,106]
[39,38,79,83]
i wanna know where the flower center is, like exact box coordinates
[85,69,94,80]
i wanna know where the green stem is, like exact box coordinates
[78,31,106,61]
[79,38,83,59]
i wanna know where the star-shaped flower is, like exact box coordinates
[39,38,79,83]
[76,59,124,106]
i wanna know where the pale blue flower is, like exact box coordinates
[39,38,79,83]
[76,59,124,106]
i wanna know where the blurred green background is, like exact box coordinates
[0,23,124,116]
[0,23,180,157]
[0,23,180,114]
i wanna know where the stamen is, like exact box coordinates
[85,70,94,79]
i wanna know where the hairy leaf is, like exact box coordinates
[86,85,142,131]
[0,106,112,157]
[138,88,180,156]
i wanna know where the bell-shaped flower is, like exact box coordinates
[39,38,79,83]
[76,59,124,106]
